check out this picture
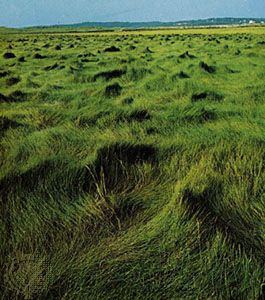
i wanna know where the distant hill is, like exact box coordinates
[1,17,264,33]
[31,17,265,29]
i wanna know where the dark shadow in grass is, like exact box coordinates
[144,47,154,53]
[0,116,21,133]
[122,97,134,105]
[179,51,196,59]
[75,111,111,127]
[127,67,151,81]
[104,46,120,52]
[0,91,27,103]
[173,71,190,79]
[84,143,157,193]
[0,93,9,103]
[0,71,9,78]
[178,71,190,79]
[84,53,96,57]
[128,45,137,50]
[181,106,217,124]
[104,83,122,98]
[3,52,16,59]
[225,66,239,74]
[93,69,126,81]
[146,127,159,135]
[18,56,26,62]
[33,53,47,59]
[40,146,157,295]
[0,158,86,196]
[95,143,156,167]
[124,109,151,122]
[9,90,28,102]
[191,91,224,102]
[199,61,216,74]
[181,178,265,261]
[6,77,21,86]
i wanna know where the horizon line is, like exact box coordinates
[2,16,265,29]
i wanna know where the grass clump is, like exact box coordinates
[93,69,126,81]
[3,52,16,59]
[199,61,216,73]
[191,91,224,102]
[104,82,123,97]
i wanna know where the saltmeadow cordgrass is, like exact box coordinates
[0,27,265,299]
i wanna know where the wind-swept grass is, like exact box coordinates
[1,27,265,299]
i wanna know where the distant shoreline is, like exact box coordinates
[1,17,265,31]
[1,24,265,35]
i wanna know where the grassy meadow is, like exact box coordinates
[1,26,265,299]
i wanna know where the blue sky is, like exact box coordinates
[0,0,264,27]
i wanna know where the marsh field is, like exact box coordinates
[1,26,265,299]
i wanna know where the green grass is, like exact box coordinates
[1,28,265,299]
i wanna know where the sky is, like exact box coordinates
[0,0,265,27]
